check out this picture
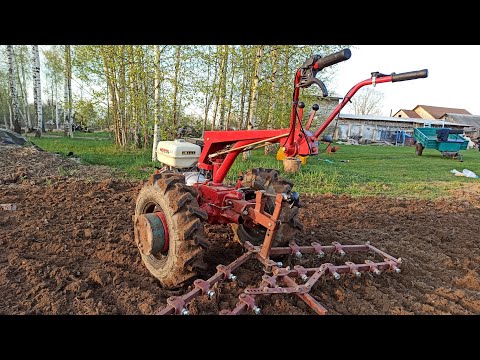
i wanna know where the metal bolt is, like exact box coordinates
[180,308,190,315]
[300,274,308,282]
[276,262,283,267]
[317,251,325,258]
[339,250,346,257]
[228,274,237,281]
[242,210,249,216]
[333,272,341,280]
[207,290,215,299]
[354,271,361,278]
[295,251,302,259]
[373,268,381,276]
[253,306,261,315]
[268,223,272,227]
[394,267,401,274]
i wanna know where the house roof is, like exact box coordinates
[443,113,480,128]
[338,113,469,127]
[394,109,421,118]
[413,105,471,119]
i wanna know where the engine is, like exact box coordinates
[156,139,201,169]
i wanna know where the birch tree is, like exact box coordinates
[64,45,73,137]
[15,46,32,131]
[32,45,43,137]
[6,45,21,134]
[152,45,161,161]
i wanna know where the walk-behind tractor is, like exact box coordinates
[134,48,428,315]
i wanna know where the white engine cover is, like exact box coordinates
[156,139,201,168]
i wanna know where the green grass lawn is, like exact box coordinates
[27,134,480,199]
[28,134,156,180]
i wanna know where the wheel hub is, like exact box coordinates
[134,212,170,256]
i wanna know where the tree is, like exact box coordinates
[32,45,43,137]
[64,45,73,137]
[349,87,384,115]
[243,45,263,160]
[6,45,21,134]
[43,46,64,130]
[15,46,32,131]
[152,45,161,161]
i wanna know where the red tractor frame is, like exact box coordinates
[134,48,428,315]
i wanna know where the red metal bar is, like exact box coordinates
[305,108,317,131]
[282,275,327,315]
[285,70,302,154]
[158,250,255,315]
[269,243,369,256]
[312,76,393,140]
[158,242,400,315]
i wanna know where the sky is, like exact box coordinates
[332,45,480,116]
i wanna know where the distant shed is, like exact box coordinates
[442,113,480,139]
[326,113,468,144]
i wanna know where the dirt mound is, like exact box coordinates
[0,145,120,185]
[1,177,479,315]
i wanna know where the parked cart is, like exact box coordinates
[414,127,468,161]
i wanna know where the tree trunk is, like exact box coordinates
[203,47,218,134]
[152,45,161,161]
[239,49,248,130]
[8,105,14,129]
[55,98,59,130]
[119,46,127,146]
[18,50,32,130]
[128,46,139,148]
[7,45,21,134]
[211,46,223,130]
[64,45,73,138]
[32,45,43,137]
[225,55,235,130]
[218,45,229,130]
[172,45,181,127]
[266,46,278,130]
[243,46,263,161]
[265,46,278,155]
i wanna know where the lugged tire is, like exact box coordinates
[231,168,303,247]
[134,172,209,289]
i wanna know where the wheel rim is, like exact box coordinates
[134,202,170,258]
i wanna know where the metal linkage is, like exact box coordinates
[157,250,255,315]
[158,241,401,315]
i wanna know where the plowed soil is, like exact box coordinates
[1,145,479,315]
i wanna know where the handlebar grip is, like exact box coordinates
[392,69,428,82]
[315,48,351,70]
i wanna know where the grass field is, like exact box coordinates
[27,133,480,199]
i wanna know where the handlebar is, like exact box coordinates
[392,69,428,82]
[314,48,351,71]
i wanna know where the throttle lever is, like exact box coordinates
[297,77,328,97]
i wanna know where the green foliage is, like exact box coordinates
[73,99,99,128]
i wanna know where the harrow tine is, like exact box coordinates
[282,276,327,315]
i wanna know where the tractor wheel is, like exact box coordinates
[231,168,303,247]
[134,172,209,289]
[415,143,424,156]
